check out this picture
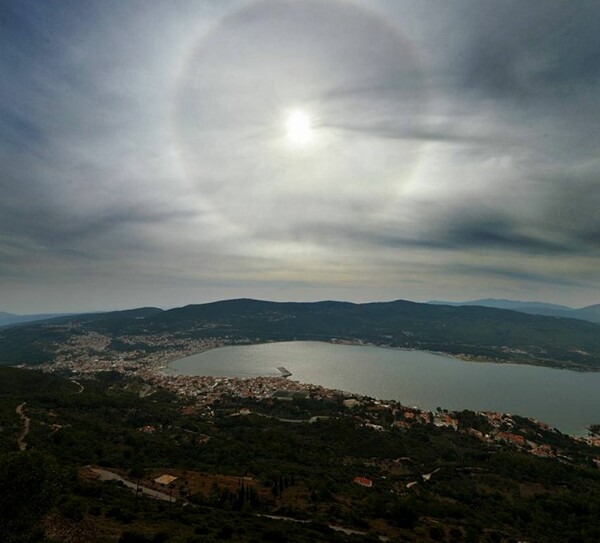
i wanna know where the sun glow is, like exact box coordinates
[285,109,314,145]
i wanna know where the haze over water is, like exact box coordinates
[168,341,600,436]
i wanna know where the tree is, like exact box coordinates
[0,451,62,542]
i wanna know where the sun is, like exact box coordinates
[285,109,314,145]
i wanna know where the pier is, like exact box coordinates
[277,366,292,378]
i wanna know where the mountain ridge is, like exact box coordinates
[1,298,599,371]
[428,298,600,323]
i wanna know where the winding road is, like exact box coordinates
[16,402,30,451]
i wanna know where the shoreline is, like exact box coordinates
[34,337,598,438]
[159,339,598,437]
[164,338,600,375]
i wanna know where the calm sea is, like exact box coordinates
[166,341,600,435]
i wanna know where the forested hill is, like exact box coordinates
[1,298,600,370]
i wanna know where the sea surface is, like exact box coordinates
[167,341,600,435]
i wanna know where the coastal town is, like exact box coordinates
[27,327,600,464]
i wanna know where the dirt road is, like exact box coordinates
[89,467,177,502]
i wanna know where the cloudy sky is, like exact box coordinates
[1,0,599,313]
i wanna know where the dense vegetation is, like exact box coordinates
[1,299,600,370]
[1,366,600,542]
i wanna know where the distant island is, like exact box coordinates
[429,298,600,323]
[0,310,76,328]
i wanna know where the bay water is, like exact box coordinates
[167,341,600,435]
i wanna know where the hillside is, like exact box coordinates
[1,366,600,542]
[0,299,599,370]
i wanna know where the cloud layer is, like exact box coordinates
[1,0,598,312]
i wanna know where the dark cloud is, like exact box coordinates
[437,213,576,255]
[540,177,600,249]
[267,214,577,256]
[457,1,600,101]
